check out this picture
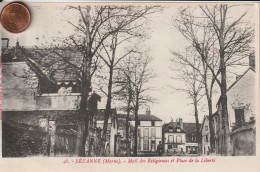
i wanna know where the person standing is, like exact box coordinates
[157,141,164,156]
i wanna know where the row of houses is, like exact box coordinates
[117,112,200,156]
[201,54,256,156]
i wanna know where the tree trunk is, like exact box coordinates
[220,52,230,156]
[218,5,230,156]
[134,92,139,157]
[207,99,215,153]
[194,100,201,155]
[75,70,90,156]
[126,85,132,156]
[101,67,114,156]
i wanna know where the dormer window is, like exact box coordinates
[177,128,181,132]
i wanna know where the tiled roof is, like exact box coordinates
[129,114,162,121]
[184,123,201,142]
[3,109,118,129]
[2,110,79,126]
[2,45,81,82]
[163,122,201,142]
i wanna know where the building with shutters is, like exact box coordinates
[128,109,163,153]
[162,118,199,155]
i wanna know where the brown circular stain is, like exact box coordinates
[1,3,31,33]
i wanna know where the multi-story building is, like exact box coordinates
[129,109,162,153]
[162,118,186,155]
[162,118,199,155]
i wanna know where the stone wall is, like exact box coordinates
[230,126,256,156]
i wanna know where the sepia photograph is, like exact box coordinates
[0,2,258,159]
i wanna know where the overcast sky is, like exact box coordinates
[1,2,256,123]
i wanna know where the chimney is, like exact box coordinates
[146,107,151,115]
[179,118,183,130]
[249,53,255,70]
[236,75,242,80]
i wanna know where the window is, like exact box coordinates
[192,134,196,141]
[205,126,208,131]
[151,121,155,126]
[151,128,156,137]
[176,135,182,143]
[143,128,149,137]
[177,128,181,132]
[168,135,174,143]
[235,109,245,127]
[143,140,149,151]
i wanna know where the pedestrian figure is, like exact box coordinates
[157,141,164,156]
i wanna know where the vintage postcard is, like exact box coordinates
[0,1,259,172]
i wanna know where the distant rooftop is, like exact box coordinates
[118,114,162,121]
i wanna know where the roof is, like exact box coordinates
[185,123,201,142]
[200,115,209,132]
[2,109,117,125]
[212,111,218,117]
[2,44,81,82]
[163,122,201,142]
[2,110,79,127]
[216,67,255,106]
[129,114,162,121]
[227,67,255,92]
[118,118,135,130]
[96,109,117,121]
[3,109,118,133]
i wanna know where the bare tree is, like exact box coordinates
[116,52,155,156]
[173,4,254,155]
[95,12,150,155]
[171,48,204,154]
[172,7,220,153]
[199,4,254,156]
